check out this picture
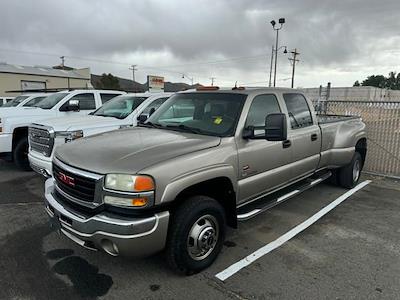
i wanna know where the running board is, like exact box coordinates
[237,171,332,221]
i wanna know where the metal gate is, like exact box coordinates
[314,100,400,178]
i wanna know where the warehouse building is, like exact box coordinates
[0,62,91,97]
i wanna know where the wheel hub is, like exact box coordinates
[187,215,219,261]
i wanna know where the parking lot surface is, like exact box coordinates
[1,160,399,299]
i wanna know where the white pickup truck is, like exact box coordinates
[28,92,173,176]
[0,89,124,170]
[0,93,49,108]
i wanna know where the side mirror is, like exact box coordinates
[265,113,287,141]
[148,107,156,117]
[67,99,80,112]
[137,114,148,123]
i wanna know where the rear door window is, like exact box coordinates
[283,93,313,129]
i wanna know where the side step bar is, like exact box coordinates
[237,171,332,221]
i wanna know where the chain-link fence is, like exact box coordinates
[314,100,400,178]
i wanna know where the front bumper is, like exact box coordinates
[0,133,12,154]
[28,151,52,177]
[44,178,170,257]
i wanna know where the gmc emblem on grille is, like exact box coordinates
[58,172,75,187]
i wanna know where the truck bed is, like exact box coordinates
[317,114,360,124]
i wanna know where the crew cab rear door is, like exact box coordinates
[282,93,321,180]
[236,93,292,204]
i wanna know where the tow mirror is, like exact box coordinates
[67,99,80,112]
[265,113,287,141]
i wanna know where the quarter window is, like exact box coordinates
[70,93,96,110]
[283,93,313,129]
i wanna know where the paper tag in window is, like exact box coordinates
[214,117,223,125]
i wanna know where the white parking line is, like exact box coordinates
[215,180,371,281]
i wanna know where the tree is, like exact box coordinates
[355,72,400,90]
[98,73,120,89]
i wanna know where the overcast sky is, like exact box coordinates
[1,0,399,87]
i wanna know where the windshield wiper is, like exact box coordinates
[138,121,164,129]
[166,124,206,135]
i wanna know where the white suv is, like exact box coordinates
[0,89,124,170]
[28,92,173,176]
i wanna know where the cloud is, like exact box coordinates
[0,0,399,86]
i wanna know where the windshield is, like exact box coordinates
[146,92,246,137]
[34,93,68,109]
[23,96,46,107]
[93,95,148,119]
[2,96,29,107]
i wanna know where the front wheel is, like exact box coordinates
[338,152,362,188]
[166,195,226,275]
[13,137,31,171]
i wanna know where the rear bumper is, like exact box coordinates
[0,133,12,155]
[44,178,170,257]
[28,151,52,177]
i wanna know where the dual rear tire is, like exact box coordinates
[334,152,363,188]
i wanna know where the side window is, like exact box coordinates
[142,97,168,115]
[100,93,120,104]
[70,93,96,110]
[245,94,281,128]
[283,93,313,129]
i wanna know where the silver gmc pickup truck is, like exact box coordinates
[44,87,367,274]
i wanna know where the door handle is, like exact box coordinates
[311,133,318,141]
[282,140,291,148]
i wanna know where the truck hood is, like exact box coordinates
[55,127,221,174]
[34,115,122,132]
[0,107,54,119]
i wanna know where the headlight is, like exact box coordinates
[104,174,155,208]
[105,174,155,192]
[56,130,83,143]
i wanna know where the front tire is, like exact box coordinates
[338,152,362,188]
[13,137,31,171]
[166,195,226,275]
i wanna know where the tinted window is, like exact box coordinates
[246,94,281,128]
[283,93,313,129]
[23,96,46,107]
[100,93,121,104]
[141,97,169,115]
[70,93,96,110]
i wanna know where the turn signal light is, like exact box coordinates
[131,197,147,207]
[134,176,155,192]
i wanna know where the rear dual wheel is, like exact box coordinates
[338,152,362,188]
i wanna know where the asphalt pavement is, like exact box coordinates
[1,160,399,300]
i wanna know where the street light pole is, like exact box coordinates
[270,18,285,87]
[268,45,274,87]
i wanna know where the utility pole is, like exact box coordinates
[210,77,216,86]
[129,64,137,82]
[288,48,300,88]
[268,45,274,87]
[60,56,65,68]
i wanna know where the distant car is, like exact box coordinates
[28,92,173,176]
[0,93,49,108]
[0,97,15,107]
[0,89,125,170]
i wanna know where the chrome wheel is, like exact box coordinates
[187,215,219,261]
[353,159,361,182]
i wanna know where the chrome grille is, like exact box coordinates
[29,126,54,157]
[53,163,96,203]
